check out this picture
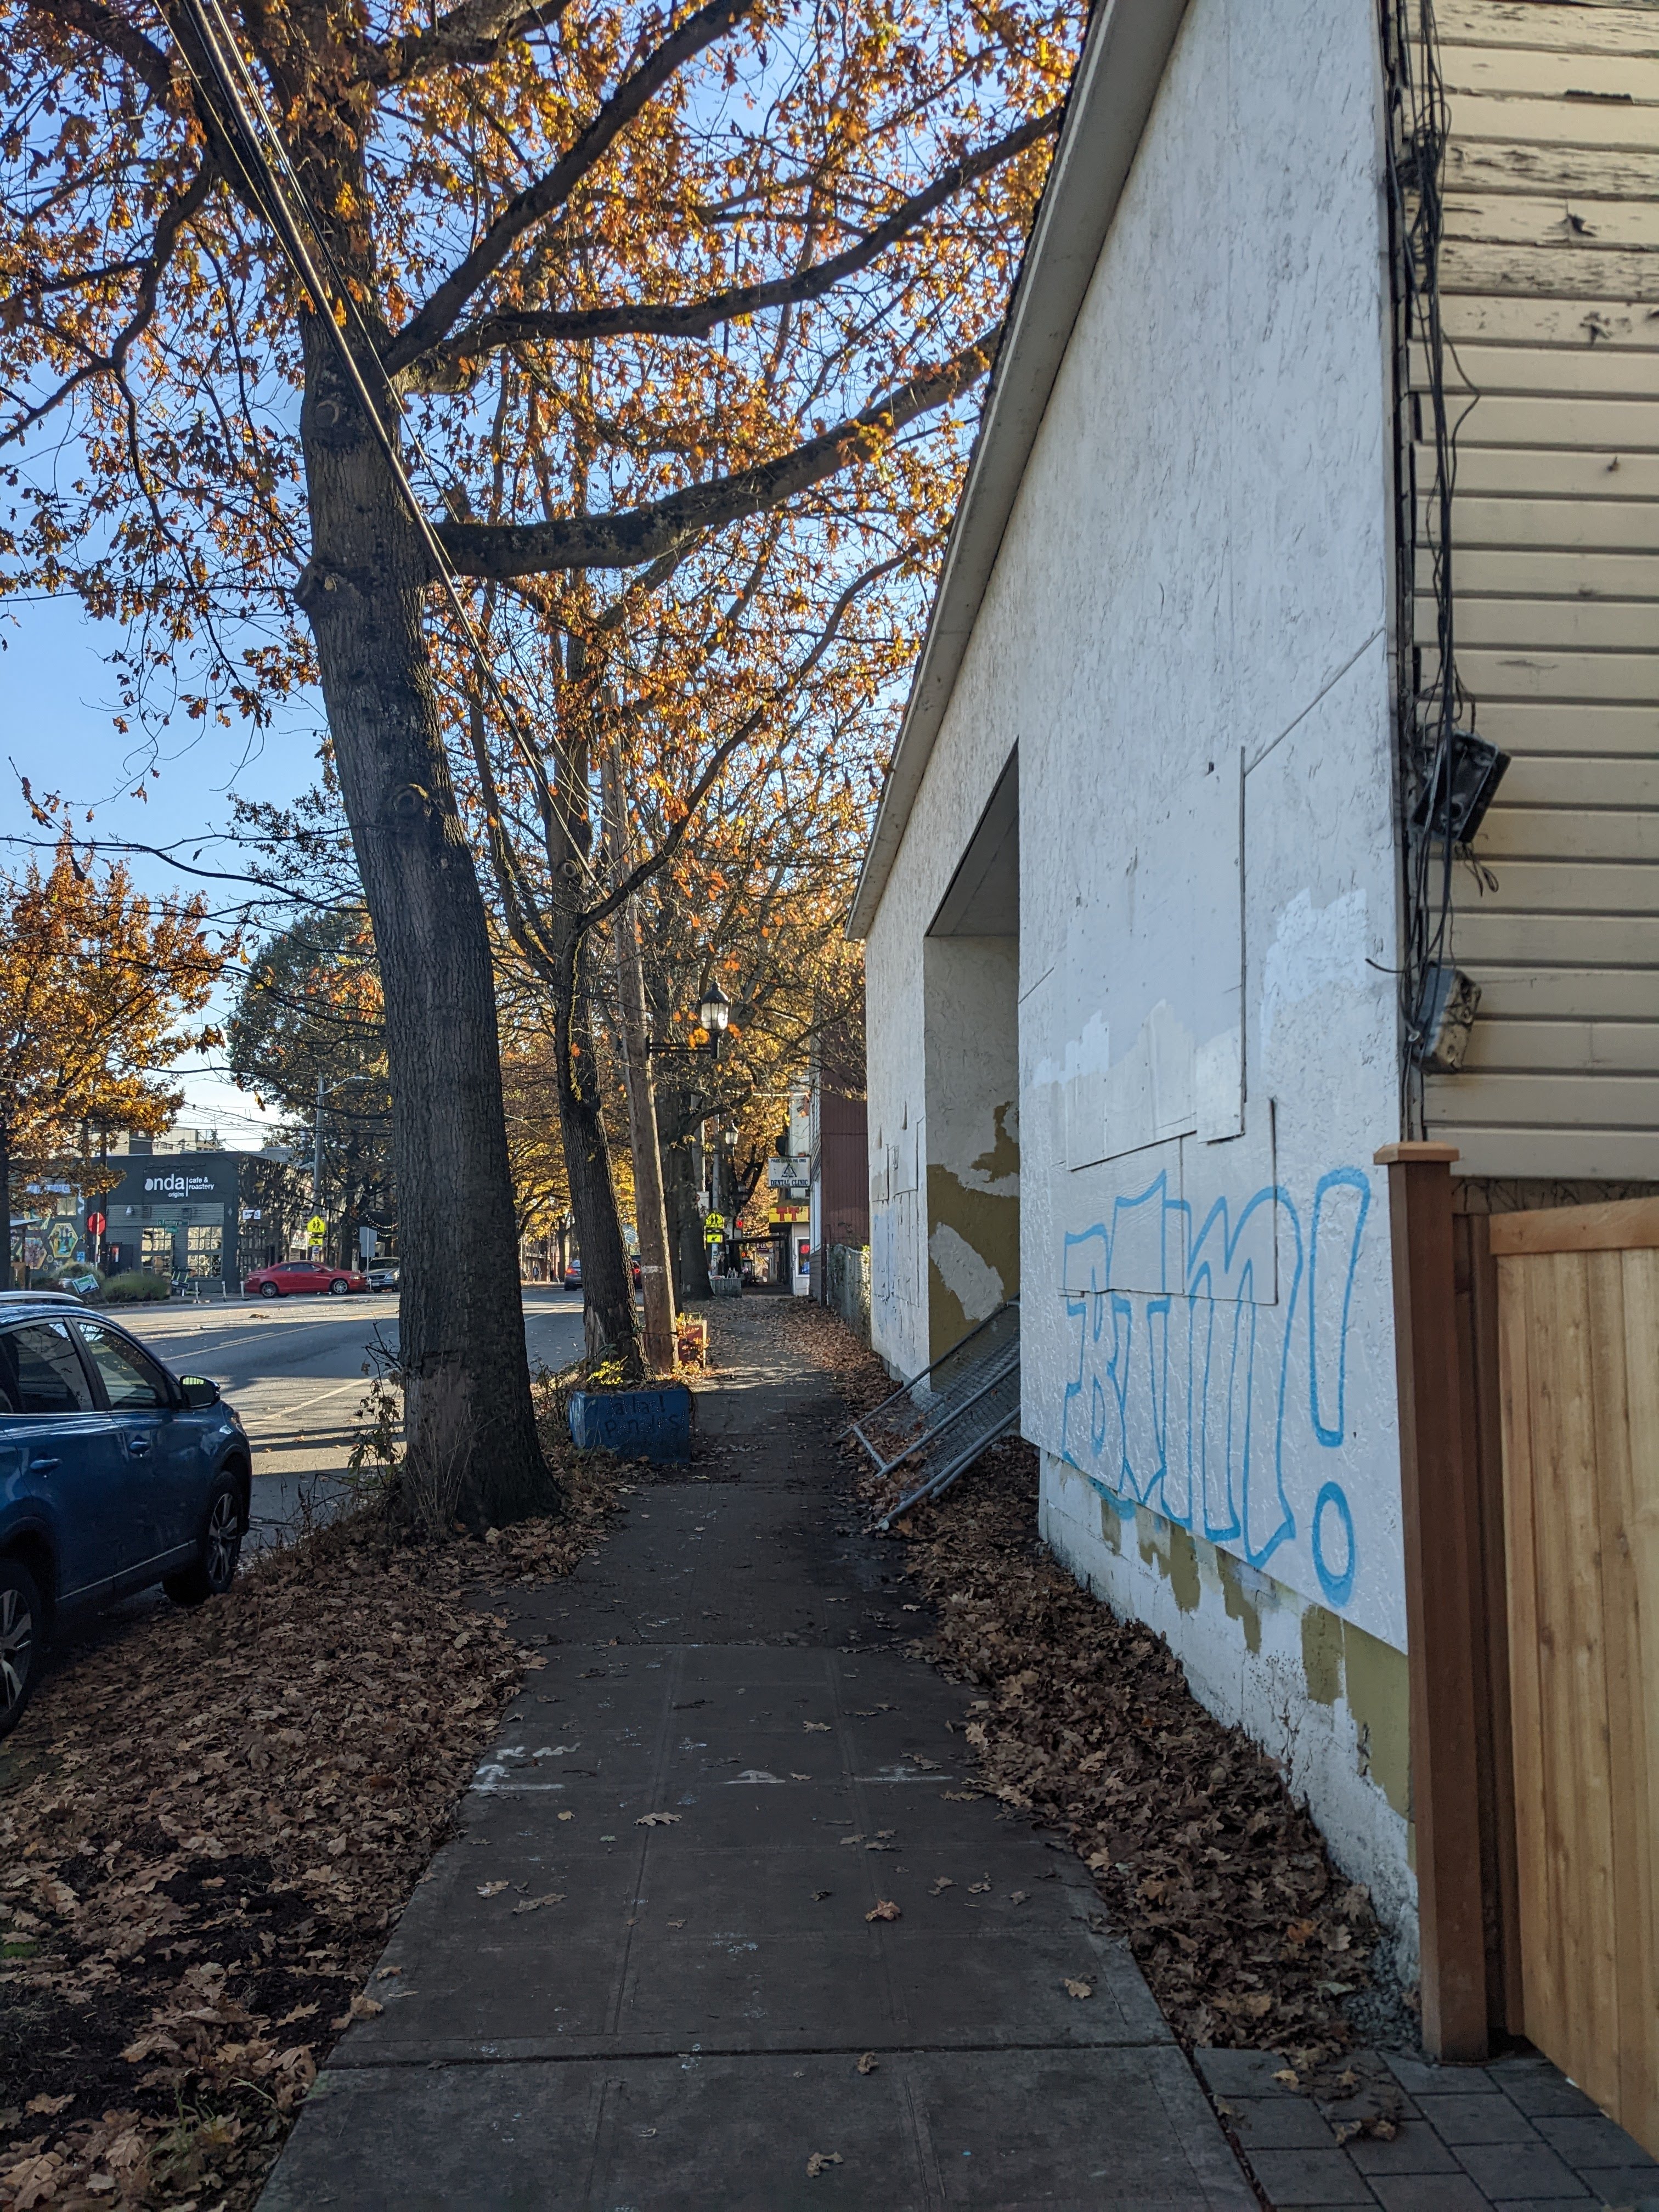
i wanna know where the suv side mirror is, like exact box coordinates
[179,1375,221,1409]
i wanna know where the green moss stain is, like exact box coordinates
[1301,1602,1344,1708]
[1167,1523,1201,1615]
[1344,1620,1410,1819]
[1098,1493,1123,1553]
[1216,1548,1262,1654]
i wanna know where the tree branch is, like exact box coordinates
[24,0,173,101]
[365,0,573,87]
[403,108,1058,385]
[439,326,998,578]
[1,159,215,447]
[580,548,907,936]
[386,0,758,375]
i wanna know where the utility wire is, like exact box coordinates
[171,0,585,873]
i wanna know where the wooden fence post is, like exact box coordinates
[1375,1141,1489,2060]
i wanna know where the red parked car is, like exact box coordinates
[244,1259,368,1299]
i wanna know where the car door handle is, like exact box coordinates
[127,1439,152,1457]
[31,1457,60,1472]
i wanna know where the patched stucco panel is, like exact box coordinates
[867,0,1404,1636]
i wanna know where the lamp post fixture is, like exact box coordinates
[647,981,731,1064]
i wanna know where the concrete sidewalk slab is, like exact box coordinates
[259,1306,1256,2210]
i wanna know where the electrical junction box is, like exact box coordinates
[1416,964,1482,1073]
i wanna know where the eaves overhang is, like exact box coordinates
[845,0,1193,940]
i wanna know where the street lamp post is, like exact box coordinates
[646,981,731,1066]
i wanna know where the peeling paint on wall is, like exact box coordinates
[1344,1617,1410,1824]
[928,1209,1008,1331]
[924,936,1019,1358]
[1041,1454,1417,1963]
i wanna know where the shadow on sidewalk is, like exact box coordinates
[258,1299,1256,2211]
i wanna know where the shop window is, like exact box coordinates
[186,1226,222,1278]
[140,1226,174,1276]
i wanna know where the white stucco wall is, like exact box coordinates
[864,0,1418,1942]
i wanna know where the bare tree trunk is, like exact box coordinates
[296,325,550,1525]
[552,933,642,1368]
[601,742,676,1373]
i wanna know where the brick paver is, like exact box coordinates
[1196,2046,1659,2210]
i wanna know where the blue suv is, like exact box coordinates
[0,1295,251,1736]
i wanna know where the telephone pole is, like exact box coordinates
[602,735,678,1374]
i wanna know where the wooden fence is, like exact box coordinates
[1492,1198,1659,2156]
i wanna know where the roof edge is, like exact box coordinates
[847,0,1193,940]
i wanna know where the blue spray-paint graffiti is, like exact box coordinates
[1060,1165,1372,1605]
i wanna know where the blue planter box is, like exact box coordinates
[568,1383,693,1463]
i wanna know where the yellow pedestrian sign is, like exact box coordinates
[703,1212,725,1241]
[306,1215,328,1243]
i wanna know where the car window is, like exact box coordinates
[0,1322,95,1415]
[75,1322,170,1410]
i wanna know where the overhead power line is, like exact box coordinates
[170,0,573,849]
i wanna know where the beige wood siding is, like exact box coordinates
[1422,0,1659,1180]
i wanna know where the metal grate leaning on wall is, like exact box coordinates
[843,1297,1020,1527]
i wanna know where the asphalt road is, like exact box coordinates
[115,1285,588,1545]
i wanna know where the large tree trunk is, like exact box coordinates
[552,933,644,1368]
[663,1130,712,1302]
[296,326,550,1526]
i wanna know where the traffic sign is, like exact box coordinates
[702,1211,726,1239]
[306,1215,328,1241]
[85,1212,105,1235]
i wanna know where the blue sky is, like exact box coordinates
[1,592,324,1148]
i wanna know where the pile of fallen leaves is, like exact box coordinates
[772,1296,1383,2067]
[0,1427,622,2211]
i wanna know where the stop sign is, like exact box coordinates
[86,1212,105,1235]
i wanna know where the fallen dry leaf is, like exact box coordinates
[805,2152,844,2176]
[856,2052,879,2075]
[24,2096,72,2118]
[477,1881,510,1898]
[803,1722,831,1734]
[865,1900,901,1923]
[1063,1978,1093,2001]
[0,1377,623,2211]
[929,1877,953,1895]
[636,1812,681,1829]
[801,1293,1385,2067]
[511,1893,565,1915]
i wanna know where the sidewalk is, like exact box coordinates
[258,1301,1255,2210]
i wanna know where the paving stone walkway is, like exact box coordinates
[258,1304,1254,2209]
[257,1299,1659,2211]
[1200,2045,1659,2211]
